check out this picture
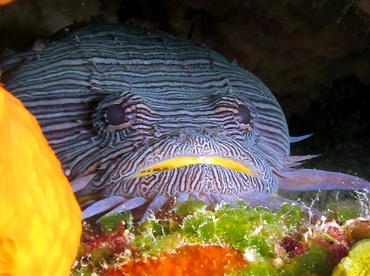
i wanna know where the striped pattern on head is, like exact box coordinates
[0,23,290,217]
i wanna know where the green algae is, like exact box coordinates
[235,262,279,276]
[90,246,111,267]
[132,219,181,256]
[71,199,370,275]
[282,244,337,276]
[175,198,209,216]
[182,210,216,242]
[138,219,166,236]
[246,234,273,257]
[326,201,362,223]
[277,203,304,229]
[97,212,126,234]
[132,233,180,256]
[215,204,259,251]
[181,201,304,255]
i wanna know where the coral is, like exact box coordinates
[71,200,370,275]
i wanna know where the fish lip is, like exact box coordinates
[130,156,255,178]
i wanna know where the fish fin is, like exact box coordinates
[289,134,313,143]
[140,196,169,222]
[175,193,190,206]
[82,196,128,219]
[276,169,370,192]
[283,154,321,168]
[70,173,96,192]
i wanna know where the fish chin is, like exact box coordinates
[103,161,278,198]
[77,162,279,220]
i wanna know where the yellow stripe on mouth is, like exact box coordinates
[131,156,255,178]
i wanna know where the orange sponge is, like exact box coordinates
[0,0,13,5]
[0,86,82,276]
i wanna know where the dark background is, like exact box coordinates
[1,0,369,180]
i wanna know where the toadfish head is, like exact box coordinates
[1,23,368,220]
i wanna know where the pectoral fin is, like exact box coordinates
[276,169,370,193]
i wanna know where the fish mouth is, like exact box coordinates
[131,156,255,178]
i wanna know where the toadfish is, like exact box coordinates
[0,23,369,221]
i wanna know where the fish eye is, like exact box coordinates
[237,104,251,125]
[105,104,127,126]
[94,92,141,138]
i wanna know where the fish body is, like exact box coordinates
[0,23,368,220]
